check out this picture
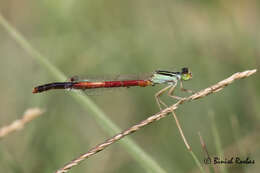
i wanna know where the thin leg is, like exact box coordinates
[168,84,183,100]
[180,81,193,93]
[155,85,172,110]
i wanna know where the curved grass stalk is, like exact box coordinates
[56,69,257,172]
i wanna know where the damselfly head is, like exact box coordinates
[181,67,192,81]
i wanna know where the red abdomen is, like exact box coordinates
[72,80,151,89]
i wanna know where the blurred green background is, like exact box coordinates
[0,0,259,173]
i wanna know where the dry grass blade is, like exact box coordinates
[56,69,257,173]
[171,111,191,150]
[0,108,44,139]
[198,132,210,158]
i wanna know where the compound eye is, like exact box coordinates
[182,68,189,74]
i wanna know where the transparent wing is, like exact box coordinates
[69,73,154,82]
[70,86,129,96]
[68,73,154,95]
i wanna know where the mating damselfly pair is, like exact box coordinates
[33,68,193,109]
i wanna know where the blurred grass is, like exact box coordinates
[0,13,167,173]
[0,1,259,173]
[210,110,228,173]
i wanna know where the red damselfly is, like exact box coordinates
[33,68,193,109]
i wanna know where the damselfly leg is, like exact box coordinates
[180,81,193,93]
[155,85,172,110]
[168,84,183,100]
[155,82,193,110]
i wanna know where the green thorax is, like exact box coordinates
[150,72,180,85]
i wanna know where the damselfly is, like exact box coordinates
[33,68,193,109]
